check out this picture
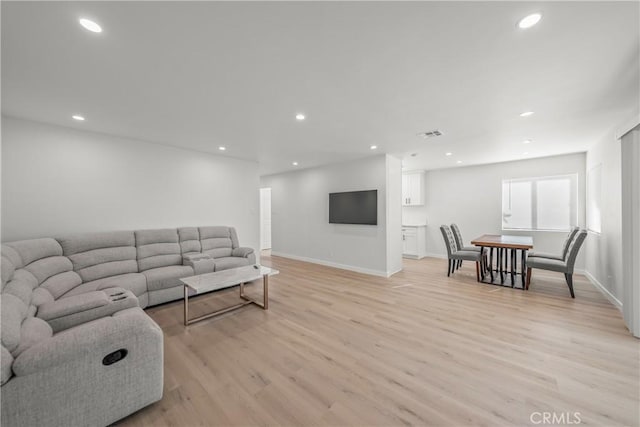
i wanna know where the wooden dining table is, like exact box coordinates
[470,234,533,289]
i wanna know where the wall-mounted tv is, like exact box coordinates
[329,190,378,225]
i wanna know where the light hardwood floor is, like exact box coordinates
[118,254,639,427]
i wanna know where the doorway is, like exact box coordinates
[260,187,272,250]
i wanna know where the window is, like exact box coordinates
[502,174,578,231]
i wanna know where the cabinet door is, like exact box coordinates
[404,233,418,255]
[402,174,410,206]
[408,173,423,205]
[402,228,418,255]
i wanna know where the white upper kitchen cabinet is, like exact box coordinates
[402,171,424,206]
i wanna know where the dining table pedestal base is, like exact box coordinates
[471,235,534,291]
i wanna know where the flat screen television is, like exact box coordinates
[329,190,378,225]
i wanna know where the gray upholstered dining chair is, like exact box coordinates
[450,223,482,270]
[526,229,587,298]
[440,225,482,281]
[527,226,579,261]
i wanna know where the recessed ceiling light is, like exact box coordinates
[456,160,463,164]
[523,152,530,155]
[79,18,102,33]
[292,161,298,166]
[218,146,226,151]
[295,114,305,121]
[72,115,85,121]
[517,13,541,29]
[523,139,532,144]
[370,145,377,150]
[445,152,453,156]
[520,111,535,117]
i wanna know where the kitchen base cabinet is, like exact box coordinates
[402,225,427,259]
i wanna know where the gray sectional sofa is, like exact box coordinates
[0,226,255,427]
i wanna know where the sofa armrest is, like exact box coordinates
[232,247,254,258]
[37,291,109,321]
[3,307,163,427]
[36,288,139,333]
[13,307,158,376]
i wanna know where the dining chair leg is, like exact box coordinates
[565,273,576,298]
[475,261,480,282]
[526,267,532,290]
[447,259,452,277]
[483,250,489,274]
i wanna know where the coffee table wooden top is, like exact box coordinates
[471,234,534,250]
[181,265,279,294]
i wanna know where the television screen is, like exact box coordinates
[329,190,377,225]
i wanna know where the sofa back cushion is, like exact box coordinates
[178,227,201,255]
[1,240,58,380]
[57,231,138,283]
[135,229,181,271]
[199,226,234,258]
[2,239,81,310]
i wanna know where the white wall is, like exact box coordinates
[620,125,640,336]
[261,154,401,276]
[1,116,260,255]
[385,155,403,275]
[584,132,623,305]
[402,153,587,269]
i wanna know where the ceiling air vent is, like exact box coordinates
[418,130,443,138]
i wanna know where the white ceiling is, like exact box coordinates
[2,1,638,175]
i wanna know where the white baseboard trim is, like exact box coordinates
[423,252,448,260]
[387,267,403,277]
[583,270,622,310]
[270,251,391,277]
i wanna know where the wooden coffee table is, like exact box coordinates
[180,265,279,325]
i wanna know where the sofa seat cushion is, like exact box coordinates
[62,273,147,298]
[143,265,194,292]
[203,247,233,258]
[214,257,252,271]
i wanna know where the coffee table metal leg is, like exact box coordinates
[239,276,269,310]
[184,285,189,326]
[264,274,269,310]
